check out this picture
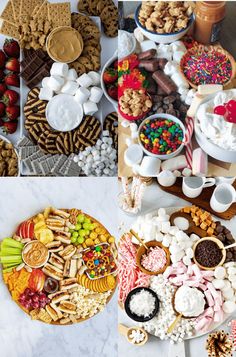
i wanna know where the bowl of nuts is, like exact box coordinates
[135,2,195,44]
[138,113,185,159]
[118,88,152,121]
[0,135,19,176]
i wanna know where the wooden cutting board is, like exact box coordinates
[158,178,236,220]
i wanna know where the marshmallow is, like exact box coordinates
[42,77,50,88]
[171,72,189,88]
[173,170,181,177]
[74,87,90,104]
[227,267,236,275]
[172,51,185,64]
[178,86,189,96]
[121,120,130,128]
[48,76,65,92]
[125,138,133,147]
[171,41,186,53]
[183,256,192,266]
[66,68,78,81]
[61,81,79,95]
[212,279,225,290]
[133,27,144,43]
[124,144,143,167]
[87,71,101,86]
[164,61,178,76]
[185,89,196,105]
[50,62,69,77]
[182,168,192,177]
[161,155,187,171]
[222,301,236,314]
[214,266,226,280]
[39,87,54,101]
[89,86,103,103]
[83,101,98,115]
[139,156,161,177]
[77,73,93,87]
[140,40,157,52]
[192,148,208,177]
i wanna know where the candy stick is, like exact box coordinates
[184,116,194,169]
[121,177,132,208]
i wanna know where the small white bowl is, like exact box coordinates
[101,52,118,110]
[138,113,185,160]
[134,5,194,44]
[118,30,136,59]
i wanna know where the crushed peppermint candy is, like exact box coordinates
[129,289,156,317]
[141,246,167,272]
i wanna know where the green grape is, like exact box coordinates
[77,214,85,223]
[69,229,74,234]
[75,223,82,231]
[84,217,91,224]
[79,229,86,237]
[83,223,90,230]
[72,231,79,238]
[84,229,90,236]
[77,237,85,244]
[71,236,77,243]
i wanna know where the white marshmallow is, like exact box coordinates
[172,51,185,64]
[140,40,157,52]
[124,144,143,167]
[161,221,170,234]
[161,155,187,171]
[89,86,103,103]
[171,72,189,88]
[183,256,192,266]
[171,41,186,53]
[223,288,234,300]
[185,248,193,258]
[61,81,79,95]
[48,76,65,92]
[83,100,98,115]
[212,279,225,290]
[50,62,69,77]
[228,274,236,283]
[130,123,138,132]
[214,266,226,280]
[121,120,130,128]
[125,138,133,147]
[74,87,90,104]
[66,68,78,81]
[42,77,50,88]
[164,61,178,76]
[228,267,236,275]
[87,71,101,86]
[222,301,236,314]
[173,170,181,177]
[39,87,54,101]
[77,73,93,87]
[182,168,192,177]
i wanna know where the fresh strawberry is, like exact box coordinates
[0,118,4,127]
[5,72,20,87]
[107,85,118,101]
[3,39,20,59]
[0,83,7,97]
[5,58,20,73]
[2,89,19,105]
[0,103,6,117]
[113,60,118,69]
[2,120,18,134]
[6,105,20,120]
[103,68,118,84]
[0,69,5,82]
[0,50,6,69]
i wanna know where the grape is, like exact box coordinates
[32,295,39,302]
[79,229,86,237]
[32,301,39,309]
[20,294,26,301]
[71,236,77,243]
[24,302,30,309]
[83,223,90,230]
[28,290,34,297]
[72,231,79,238]
[84,217,91,224]
[77,214,85,223]
[25,288,31,295]
[75,223,82,230]
[77,237,85,244]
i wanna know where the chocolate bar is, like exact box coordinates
[139,59,159,72]
[21,55,44,81]
[26,64,51,89]
[152,70,177,95]
[138,49,156,61]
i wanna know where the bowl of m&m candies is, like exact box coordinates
[138,114,185,159]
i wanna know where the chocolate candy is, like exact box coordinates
[195,240,223,268]
[138,49,157,60]
[139,59,159,72]
[157,58,168,70]
[152,70,177,95]
[146,74,157,95]
[215,221,236,262]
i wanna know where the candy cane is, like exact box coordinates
[184,116,194,169]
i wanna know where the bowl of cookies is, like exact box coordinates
[135,1,195,44]
[0,135,19,176]
[118,88,152,121]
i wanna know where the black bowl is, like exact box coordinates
[124,287,159,322]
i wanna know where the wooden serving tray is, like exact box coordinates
[158,179,236,220]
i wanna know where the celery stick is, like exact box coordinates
[2,267,15,273]
[1,238,24,249]
[2,262,19,268]
[0,247,22,256]
[0,256,22,264]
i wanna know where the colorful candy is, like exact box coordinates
[182,49,232,86]
[214,99,236,124]
[139,119,184,155]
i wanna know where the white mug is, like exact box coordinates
[215,177,235,186]
[210,183,236,213]
[182,177,216,198]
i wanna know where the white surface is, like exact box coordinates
[0,177,118,357]
[118,180,236,357]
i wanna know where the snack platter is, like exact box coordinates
[119,205,236,343]
[1,207,117,325]
[0,0,118,176]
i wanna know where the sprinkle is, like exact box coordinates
[141,246,167,272]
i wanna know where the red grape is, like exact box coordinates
[214,105,226,116]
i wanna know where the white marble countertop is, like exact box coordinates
[0,177,118,357]
[118,180,236,357]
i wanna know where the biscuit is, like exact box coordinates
[48,2,71,28]
[24,98,47,118]
[38,130,50,153]
[69,61,86,76]
[27,87,40,101]
[10,0,21,24]
[77,0,90,14]
[44,132,59,154]
[96,0,113,14]
[28,122,50,143]
[24,113,47,130]
[104,112,118,150]
[0,21,19,39]
[0,1,15,26]
[77,56,94,71]
[56,133,69,155]
[74,115,101,151]
[64,132,75,154]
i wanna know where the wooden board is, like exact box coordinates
[158,178,236,220]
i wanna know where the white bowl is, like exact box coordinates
[134,5,194,44]
[101,52,118,110]
[118,30,136,59]
[138,113,185,160]
[0,134,20,176]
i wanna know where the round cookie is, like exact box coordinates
[64,131,75,154]
[104,112,118,150]
[38,130,51,153]
[77,0,90,14]
[77,56,95,71]
[96,0,113,14]
[56,133,69,155]
[100,4,118,22]
[89,55,101,71]
[28,122,51,144]
[70,61,86,76]
[74,115,102,151]
[45,132,60,154]
[24,97,47,118]
[103,17,118,38]
[88,0,99,16]
[27,87,40,101]
[83,45,100,58]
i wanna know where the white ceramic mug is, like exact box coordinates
[215,177,235,185]
[210,183,236,212]
[182,177,216,198]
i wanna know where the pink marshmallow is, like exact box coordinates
[214,309,224,322]
[192,264,202,280]
[199,283,207,291]
[205,290,214,307]
[195,317,211,331]
[206,282,219,299]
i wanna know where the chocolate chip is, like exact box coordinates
[217,234,225,242]
[226,251,233,259]
[195,240,223,268]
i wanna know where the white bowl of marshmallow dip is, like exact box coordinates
[118,30,136,59]
[195,89,236,163]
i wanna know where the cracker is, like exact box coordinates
[0,1,15,26]
[0,20,19,39]
[10,0,21,23]
[32,0,47,18]
[48,2,71,28]
[19,0,38,23]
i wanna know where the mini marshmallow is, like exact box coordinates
[140,40,157,52]
[133,27,145,43]
[212,279,225,290]
[61,81,79,95]
[125,138,133,147]
[42,77,50,88]
[124,144,143,167]
[83,100,98,115]
[214,266,226,280]
[182,168,192,177]
[77,73,93,87]
[74,87,90,104]
[185,248,193,258]
[130,123,138,132]
[89,86,103,103]
[171,72,189,88]
[164,61,178,76]
[87,71,101,86]
[171,41,187,53]
[228,274,236,283]
[131,131,138,139]
[50,62,69,77]
[121,120,130,128]
[183,256,192,266]
[161,155,187,171]
[227,267,236,275]
[222,301,236,314]
[223,288,234,300]
[172,51,185,64]
[66,68,78,81]
[173,170,181,177]
[39,87,54,101]
[48,76,65,92]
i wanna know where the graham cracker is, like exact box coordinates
[48,2,71,28]
[10,0,21,23]
[19,0,38,23]
[33,0,48,20]
[0,1,15,26]
[0,20,19,39]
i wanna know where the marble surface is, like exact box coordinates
[118,180,236,357]
[0,177,118,357]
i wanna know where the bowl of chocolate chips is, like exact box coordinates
[193,237,226,270]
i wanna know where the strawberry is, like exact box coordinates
[0,69,5,82]
[0,83,7,97]
[2,89,19,105]
[0,50,6,69]
[107,85,118,101]
[3,39,20,59]
[6,105,20,120]
[5,58,20,73]
[0,103,6,117]
[103,68,118,84]
[2,120,17,134]
[0,118,4,127]
[5,72,20,87]
[113,60,118,69]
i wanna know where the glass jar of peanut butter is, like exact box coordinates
[194,1,226,45]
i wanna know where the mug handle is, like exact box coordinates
[203,178,216,188]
